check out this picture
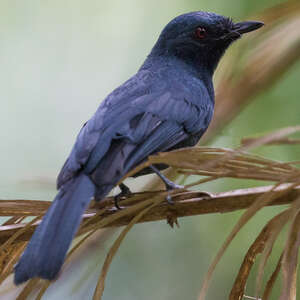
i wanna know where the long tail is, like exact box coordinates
[14,173,96,284]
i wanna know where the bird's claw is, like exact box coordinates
[114,183,132,210]
[166,194,174,205]
[165,183,184,205]
[149,165,184,205]
[114,195,123,210]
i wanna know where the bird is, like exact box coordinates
[14,11,263,284]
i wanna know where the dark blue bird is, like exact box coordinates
[14,11,263,284]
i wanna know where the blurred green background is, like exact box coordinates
[1,0,299,299]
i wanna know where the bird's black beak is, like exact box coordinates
[233,21,264,35]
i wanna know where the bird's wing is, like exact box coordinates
[57,70,213,188]
[57,70,154,188]
[84,91,213,187]
[118,116,189,173]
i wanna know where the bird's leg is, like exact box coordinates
[114,183,132,210]
[150,165,183,204]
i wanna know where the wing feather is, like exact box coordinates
[57,69,213,188]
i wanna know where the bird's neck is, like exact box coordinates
[145,52,213,77]
[146,40,227,78]
[141,54,215,101]
[145,50,220,78]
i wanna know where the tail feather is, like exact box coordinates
[14,173,96,284]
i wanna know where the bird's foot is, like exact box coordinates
[165,182,184,205]
[114,183,132,210]
[149,165,184,204]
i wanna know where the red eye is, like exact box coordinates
[194,27,206,39]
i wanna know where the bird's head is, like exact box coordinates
[150,11,264,74]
